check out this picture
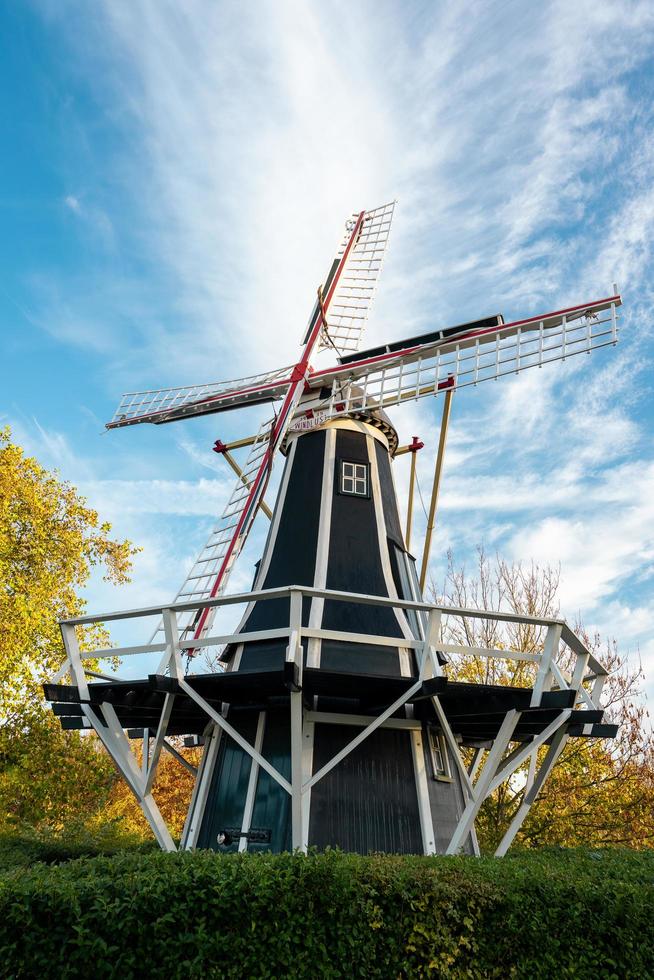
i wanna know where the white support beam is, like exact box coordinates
[50,660,72,684]
[178,678,292,796]
[306,711,421,731]
[487,710,572,794]
[239,712,266,853]
[162,607,183,679]
[420,609,443,677]
[495,724,570,857]
[144,693,175,794]
[526,748,538,794]
[60,584,577,632]
[179,627,292,652]
[591,672,608,708]
[99,702,147,791]
[570,648,590,692]
[142,728,150,776]
[60,623,89,701]
[411,728,436,855]
[290,692,305,851]
[286,588,303,669]
[467,746,484,781]
[531,624,562,706]
[430,695,475,800]
[182,725,221,850]
[84,668,126,682]
[287,587,305,851]
[437,644,540,663]
[162,738,198,777]
[82,703,176,852]
[80,642,167,660]
[446,710,520,855]
[301,720,315,851]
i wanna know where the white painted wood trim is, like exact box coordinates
[230,438,299,669]
[183,724,221,850]
[307,427,336,668]
[411,728,436,855]
[367,435,415,676]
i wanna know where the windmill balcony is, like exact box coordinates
[44,586,614,857]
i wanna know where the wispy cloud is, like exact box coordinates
[64,194,81,213]
[21,0,654,693]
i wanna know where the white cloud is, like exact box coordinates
[22,0,654,698]
[64,194,81,213]
[81,477,230,518]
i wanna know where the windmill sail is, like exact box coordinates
[302,295,620,418]
[107,365,293,429]
[150,208,373,645]
[107,204,395,430]
[151,415,277,643]
[312,201,395,355]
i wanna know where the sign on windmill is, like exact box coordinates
[46,203,621,856]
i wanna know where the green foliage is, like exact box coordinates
[437,549,654,851]
[0,848,652,978]
[0,831,155,873]
[0,425,136,716]
[0,425,138,836]
[0,711,117,835]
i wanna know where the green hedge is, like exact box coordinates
[0,848,652,978]
[0,832,155,873]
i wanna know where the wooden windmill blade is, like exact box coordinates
[301,293,621,418]
[106,364,295,429]
[149,414,277,644]
[143,206,377,646]
[311,201,396,355]
[107,203,395,431]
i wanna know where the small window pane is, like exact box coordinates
[433,738,445,774]
[340,460,368,497]
[428,730,451,780]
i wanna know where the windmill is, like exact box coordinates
[46,203,621,856]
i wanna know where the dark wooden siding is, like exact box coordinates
[309,723,423,854]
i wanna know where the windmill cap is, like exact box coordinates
[282,393,398,455]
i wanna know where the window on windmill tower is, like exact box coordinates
[427,729,452,781]
[340,460,369,497]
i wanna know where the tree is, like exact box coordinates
[0,426,138,836]
[434,548,654,851]
[103,742,202,840]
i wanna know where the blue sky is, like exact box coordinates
[2,1,653,692]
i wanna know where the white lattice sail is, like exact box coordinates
[317,201,396,354]
[108,365,293,428]
[303,295,620,418]
[150,417,276,643]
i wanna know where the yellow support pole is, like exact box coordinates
[214,446,273,520]
[403,437,424,551]
[419,386,454,593]
[223,434,258,451]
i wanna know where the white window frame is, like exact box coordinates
[427,728,452,782]
[340,460,369,498]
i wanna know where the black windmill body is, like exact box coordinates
[198,407,469,854]
[46,202,622,856]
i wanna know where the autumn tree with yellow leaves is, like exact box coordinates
[0,426,139,836]
[434,548,654,852]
